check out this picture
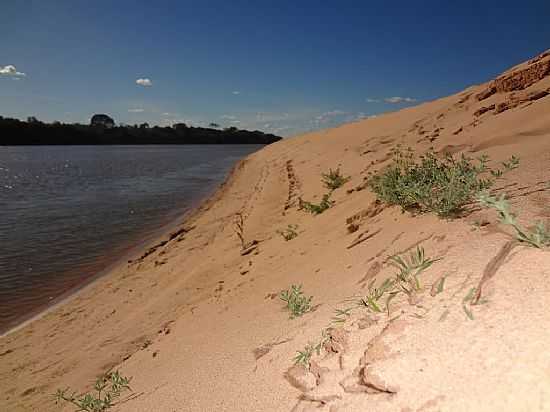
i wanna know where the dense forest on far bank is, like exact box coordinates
[0,115,282,145]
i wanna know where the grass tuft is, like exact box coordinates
[54,371,131,412]
[280,285,313,319]
[322,168,350,190]
[389,246,439,295]
[293,330,329,367]
[358,278,395,313]
[293,343,315,366]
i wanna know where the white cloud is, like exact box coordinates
[366,98,380,103]
[315,110,346,123]
[324,110,345,116]
[0,65,26,77]
[345,112,369,122]
[232,90,240,95]
[136,78,152,87]
[230,120,241,124]
[220,114,236,120]
[384,96,417,104]
[128,108,144,113]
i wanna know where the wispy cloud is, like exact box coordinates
[384,96,417,104]
[0,65,26,77]
[220,114,236,120]
[128,108,144,113]
[315,110,346,123]
[367,96,417,104]
[255,112,289,122]
[136,78,153,87]
[232,90,241,95]
[344,112,369,122]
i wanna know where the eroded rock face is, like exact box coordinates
[525,89,549,101]
[476,53,550,102]
[476,87,496,101]
[495,102,511,114]
[494,59,550,92]
[491,89,549,115]
[474,104,495,117]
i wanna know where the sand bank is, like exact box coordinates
[2,50,550,412]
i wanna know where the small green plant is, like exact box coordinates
[293,330,329,367]
[331,307,353,323]
[477,192,550,248]
[502,155,520,171]
[299,193,334,215]
[368,146,518,217]
[322,168,350,190]
[389,246,439,295]
[54,371,131,412]
[358,278,395,313]
[331,246,439,323]
[293,343,315,366]
[277,224,299,241]
[280,284,313,319]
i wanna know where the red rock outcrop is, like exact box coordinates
[494,59,550,92]
[476,87,496,101]
[474,104,495,117]
[476,53,550,102]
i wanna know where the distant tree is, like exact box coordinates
[209,122,220,128]
[173,122,188,131]
[90,114,115,128]
[139,122,150,129]
[224,126,238,133]
[27,116,39,123]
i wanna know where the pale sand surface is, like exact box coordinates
[1,51,550,411]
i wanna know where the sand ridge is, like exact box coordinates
[1,50,550,411]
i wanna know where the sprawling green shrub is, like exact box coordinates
[368,147,516,217]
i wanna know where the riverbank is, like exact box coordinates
[2,50,550,411]
[0,148,271,410]
[0,156,237,338]
[0,144,261,334]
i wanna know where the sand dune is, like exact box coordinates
[2,50,550,411]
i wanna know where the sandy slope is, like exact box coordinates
[1,50,550,412]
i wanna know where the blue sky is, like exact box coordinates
[1,1,549,136]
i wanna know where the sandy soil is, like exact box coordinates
[1,50,550,412]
